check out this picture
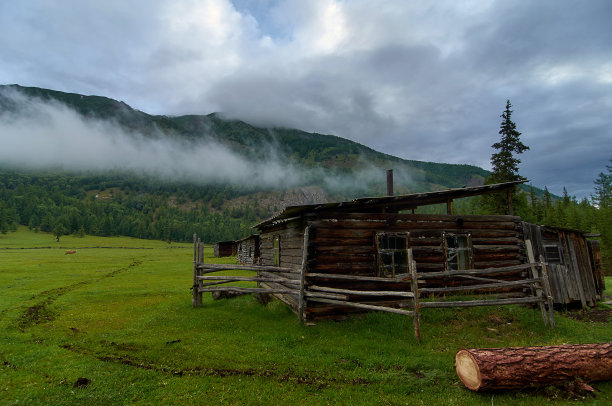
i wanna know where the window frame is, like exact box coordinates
[543,244,563,265]
[375,232,410,278]
[443,232,473,272]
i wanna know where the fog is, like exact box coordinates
[0,89,410,194]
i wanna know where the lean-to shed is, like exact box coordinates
[248,181,602,320]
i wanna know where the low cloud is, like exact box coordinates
[0,89,409,195]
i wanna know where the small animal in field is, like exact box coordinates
[65,250,77,255]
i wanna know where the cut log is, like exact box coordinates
[455,343,612,391]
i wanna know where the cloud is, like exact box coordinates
[0,88,411,194]
[0,0,610,198]
[0,89,305,188]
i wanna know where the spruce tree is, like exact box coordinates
[482,100,530,214]
[489,100,529,183]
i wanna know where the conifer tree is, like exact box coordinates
[489,100,530,183]
[482,100,530,214]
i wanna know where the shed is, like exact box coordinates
[237,235,260,265]
[213,240,237,258]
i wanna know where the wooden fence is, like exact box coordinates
[192,235,555,340]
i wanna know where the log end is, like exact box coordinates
[455,350,482,391]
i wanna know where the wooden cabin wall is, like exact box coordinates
[258,220,306,312]
[304,213,525,319]
[308,213,525,273]
[237,236,259,265]
[522,222,598,307]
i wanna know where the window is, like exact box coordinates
[444,233,473,271]
[376,232,409,277]
[543,244,563,265]
[273,235,280,266]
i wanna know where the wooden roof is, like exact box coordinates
[255,180,526,230]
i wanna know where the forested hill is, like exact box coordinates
[0,84,567,245]
[0,84,490,192]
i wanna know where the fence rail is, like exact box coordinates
[192,235,555,340]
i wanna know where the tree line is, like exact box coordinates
[0,170,273,243]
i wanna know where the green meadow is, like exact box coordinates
[1,227,610,405]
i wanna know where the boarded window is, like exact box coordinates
[376,232,409,277]
[273,235,280,266]
[444,233,473,271]
[543,244,563,265]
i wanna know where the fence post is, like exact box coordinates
[192,236,204,307]
[298,226,310,324]
[409,249,420,342]
[525,239,548,326]
[192,234,201,307]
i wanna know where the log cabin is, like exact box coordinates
[244,181,603,320]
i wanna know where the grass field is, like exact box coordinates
[1,227,610,405]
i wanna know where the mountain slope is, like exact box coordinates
[0,84,490,195]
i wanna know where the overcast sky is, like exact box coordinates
[1,0,610,198]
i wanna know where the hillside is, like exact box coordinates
[0,84,552,243]
[0,84,490,194]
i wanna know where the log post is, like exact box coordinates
[192,236,203,307]
[409,249,420,342]
[455,343,612,391]
[191,233,202,307]
[298,226,310,324]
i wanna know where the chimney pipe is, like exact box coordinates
[386,169,393,196]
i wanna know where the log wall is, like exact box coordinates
[237,235,259,265]
[258,221,307,312]
[283,213,525,320]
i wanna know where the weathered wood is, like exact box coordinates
[417,296,543,308]
[298,226,310,323]
[417,263,532,279]
[199,286,297,294]
[419,278,542,294]
[455,343,612,391]
[192,233,201,307]
[196,275,300,285]
[304,291,348,301]
[409,253,420,342]
[309,285,414,298]
[539,256,556,328]
[311,219,520,231]
[314,212,521,223]
[308,297,416,316]
[198,263,298,273]
[525,239,549,326]
[306,272,412,283]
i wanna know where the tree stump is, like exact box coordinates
[455,343,612,391]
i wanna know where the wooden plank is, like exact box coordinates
[308,297,416,316]
[309,285,414,298]
[199,287,296,294]
[564,233,588,307]
[306,272,412,283]
[417,263,532,279]
[419,278,542,294]
[298,226,309,324]
[525,239,548,326]
[539,256,556,328]
[196,275,300,285]
[314,212,521,222]
[418,296,544,308]
[198,263,298,273]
